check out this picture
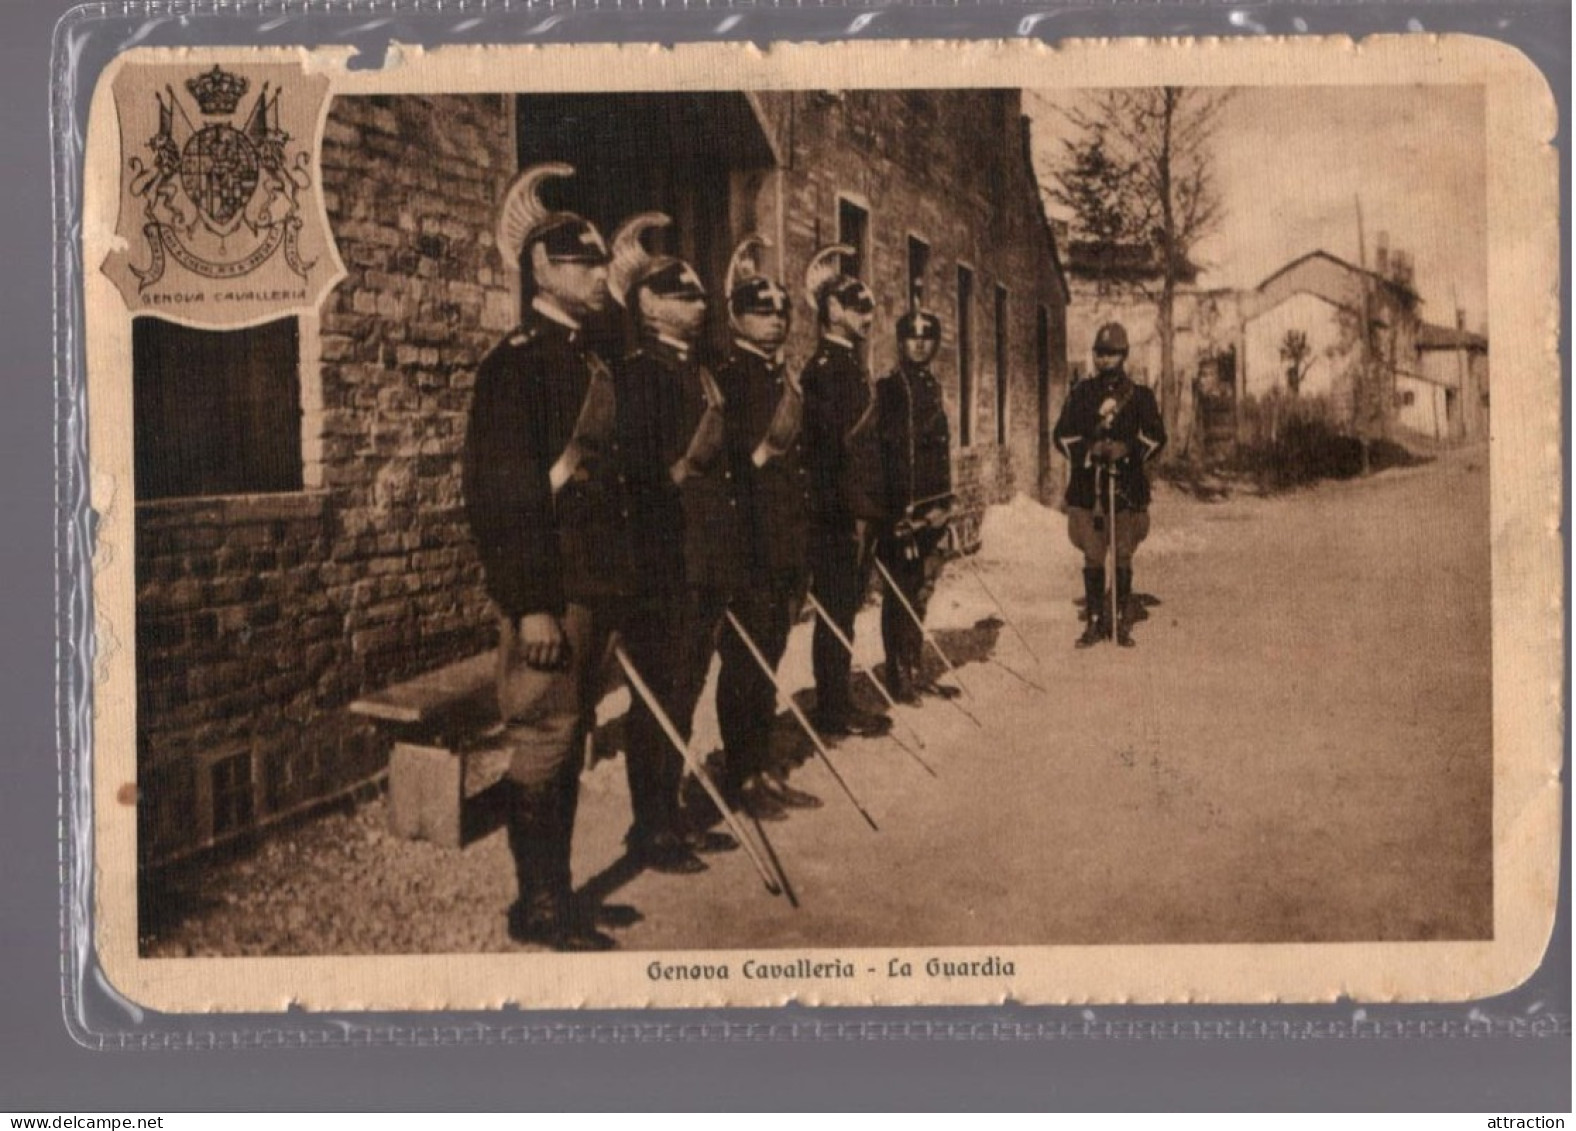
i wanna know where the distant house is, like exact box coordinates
[1407,320,1490,441]
[1238,246,1423,439]
[130,89,1069,864]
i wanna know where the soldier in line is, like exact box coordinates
[800,247,893,741]
[1052,321,1168,648]
[871,309,956,704]
[710,236,823,821]
[462,164,624,952]
[607,214,739,875]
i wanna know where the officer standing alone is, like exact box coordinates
[1052,321,1167,648]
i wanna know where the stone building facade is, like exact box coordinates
[1238,248,1424,442]
[132,91,1068,864]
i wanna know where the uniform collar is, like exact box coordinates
[1097,369,1132,394]
[530,295,582,333]
[642,332,693,364]
[822,333,857,351]
[733,339,782,364]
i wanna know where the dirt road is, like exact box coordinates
[146,447,1493,955]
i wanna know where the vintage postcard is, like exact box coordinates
[81,36,1560,1011]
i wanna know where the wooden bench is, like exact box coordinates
[350,653,500,848]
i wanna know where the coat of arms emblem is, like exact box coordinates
[102,61,340,325]
[131,66,310,285]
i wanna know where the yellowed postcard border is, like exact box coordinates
[83,35,1561,1011]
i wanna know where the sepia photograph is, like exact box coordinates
[82,37,1559,1009]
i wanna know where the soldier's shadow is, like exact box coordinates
[576,717,795,916]
[573,854,649,924]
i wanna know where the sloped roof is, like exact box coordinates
[1254,249,1416,303]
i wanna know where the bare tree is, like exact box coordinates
[1046,87,1233,444]
[1279,329,1313,397]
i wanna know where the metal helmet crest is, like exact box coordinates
[804,244,874,319]
[495,163,608,273]
[608,212,672,308]
[725,234,790,332]
[803,244,856,311]
[608,213,706,309]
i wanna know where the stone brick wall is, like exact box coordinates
[775,90,1069,537]
[313,94,514,684]
[135,95,515,864]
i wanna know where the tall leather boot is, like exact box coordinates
[505,778,613,951]
[1115,567,1136,648]
[1077,567,1108,648]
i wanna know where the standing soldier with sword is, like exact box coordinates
[710,236,823,821]
[1052,321,1168,648]
[606,212,742,876]
[800,246,893,741]
[462,163,627,952]
[871,308,957,704]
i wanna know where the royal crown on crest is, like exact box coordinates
[185,66,249,116]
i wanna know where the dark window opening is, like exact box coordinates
[209,751,255,837]
[907,236,931,310]
[838,197,870,280]
[995,284,1009,446]
[133,316,303,501]
[957,266,975,447]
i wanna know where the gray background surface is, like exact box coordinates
[6,0,1569,1110]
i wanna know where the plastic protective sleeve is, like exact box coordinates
[53,0,1570,1050]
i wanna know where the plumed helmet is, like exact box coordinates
[1093,321,1130,356]
[897,309,943,342]
[495,163,609,272]
[726,234,791,331]
[607,212,706,309]
[803,244,873,317]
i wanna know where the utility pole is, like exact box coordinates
[1354,195,1374,475]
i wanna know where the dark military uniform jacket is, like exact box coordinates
[714,341,811,580]
[800,336,885,531]
[615,335,742,596]
[873,360,952,523]
[1052,369,1168,512]
[462,305,628,620]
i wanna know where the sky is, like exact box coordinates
[1026,86,1488,334]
